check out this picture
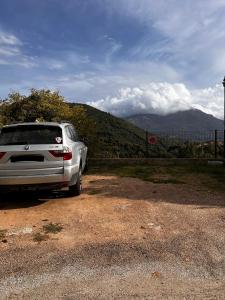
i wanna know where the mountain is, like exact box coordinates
[72,103,167,158]
[125,109,224,132]
[70,105,222,158]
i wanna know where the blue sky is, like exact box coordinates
[0,0,225,118]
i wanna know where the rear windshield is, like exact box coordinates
[0,125,62,145]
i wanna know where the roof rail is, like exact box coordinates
[60,120,72,124]
[7,121,24,125]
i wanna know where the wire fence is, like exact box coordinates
[145,129,225,159]
[97,129,225,159]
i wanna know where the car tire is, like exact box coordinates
[69,167,82,196]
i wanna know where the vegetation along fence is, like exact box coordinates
[144,129,225,159]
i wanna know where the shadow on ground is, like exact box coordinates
[83,176,225,208]
[0,190,71,210]
[1,173,225,210]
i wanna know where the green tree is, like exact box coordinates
[1,89,72,123]
[0,89,97,156]
[70,105,98,156]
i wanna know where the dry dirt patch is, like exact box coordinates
[0,174,225,298]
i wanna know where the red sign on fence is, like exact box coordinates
[148,135,157,145]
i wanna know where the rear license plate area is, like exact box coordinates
[10,155,44,162]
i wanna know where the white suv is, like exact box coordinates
[0,122,88,195]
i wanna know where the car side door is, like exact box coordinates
[67,125,87,170]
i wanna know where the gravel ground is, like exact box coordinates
[0,175,225,299]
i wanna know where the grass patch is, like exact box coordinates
[0,229,7,239]
[89,180,98,184]
[88,189,102,195]
[33,232,49,242]
[88,163,225,191]
[33,222,63,242]
[43,222,63,234]
[90,165,184,184]
[102,165,156,181]
[166,164,225,191]
[149,178,185,184]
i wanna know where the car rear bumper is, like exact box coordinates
[0,174,66,186]
[0,165,79,188]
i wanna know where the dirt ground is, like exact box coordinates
[1,173,225,299]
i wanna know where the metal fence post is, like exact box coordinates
[224,129,225,160]
[215,129,218,159]
[145,131,149,158]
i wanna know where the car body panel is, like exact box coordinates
[0,122,87,190]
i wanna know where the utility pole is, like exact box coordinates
[223,77,225,160]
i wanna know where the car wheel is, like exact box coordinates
[69,167,82,196]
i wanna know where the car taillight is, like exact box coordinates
[62,152,73,161]
[49,148,72,161]
[0,152,6,160]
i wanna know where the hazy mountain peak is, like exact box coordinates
[126,109,223,132]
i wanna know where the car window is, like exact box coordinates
[65,125,78,142]
[65,126,73,140]
[0,125,62,145]
[69,126,79,142]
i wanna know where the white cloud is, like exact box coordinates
[56,75,94,92]
[192,84,224,119]
[0,30,36,68]
[88,82,224,119]
[101,35,122,64]
[1,1,224,119]
[0,31,22,46]
[0,46,21,56]
[47,60,65,70]
[0,30,22,60]
[22,59,180,101]
[103,0,225,86]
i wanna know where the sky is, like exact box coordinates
[0,0,225,118]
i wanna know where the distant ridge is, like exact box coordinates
[125,109,224,132]
[70,103,157,157]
